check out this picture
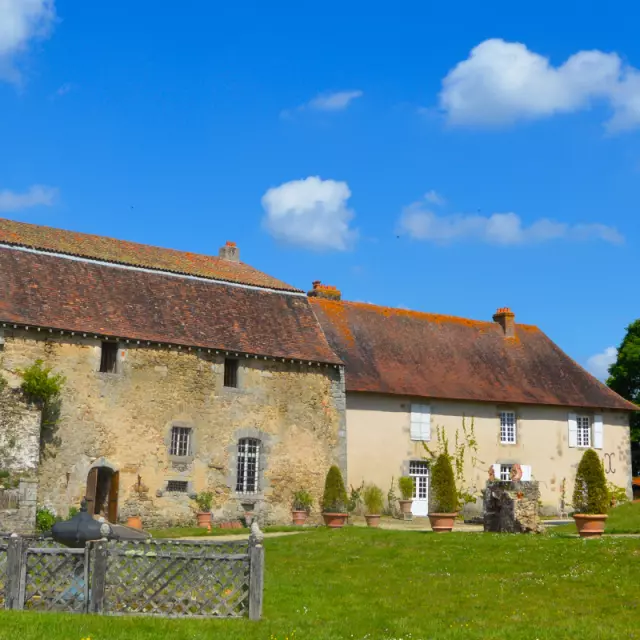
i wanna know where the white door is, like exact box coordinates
[410,461,429,516]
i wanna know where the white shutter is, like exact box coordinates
[410,404,431,441]
[410,404,421,441]
[521,465,532,481]
[568,413,578,448]
[421,405,431,441]
[492,463,501,479]
[593,415,604,449]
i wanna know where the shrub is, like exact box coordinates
[36,506,58,532]
[362,484,384,515]
[607,481,629,507]
[67,506,80,520]
[322,465,348,513]
[573,449,609,514]
[193,491,214,512]
[430,453,458,513]
[292,489,313,513]
[398,476,414,500]
[347,482,364,513]
[18,360,65,431]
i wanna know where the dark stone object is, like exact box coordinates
[483,480,541,534]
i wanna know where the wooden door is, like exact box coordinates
[85,467,98,515]
[108,471,119,523]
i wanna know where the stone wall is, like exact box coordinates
[0,383,41,472]
[0,329,346,527]
[483,480,541,533]
[0,479,38,533]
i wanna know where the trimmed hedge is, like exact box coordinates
[430,454,458,513]
[573,448,609,514]
[322,465,348,513]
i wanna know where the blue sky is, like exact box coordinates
[1,0,639,379]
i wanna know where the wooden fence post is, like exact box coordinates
[89,540,108,614]
[5,536,25,610]
[248,524,265,621]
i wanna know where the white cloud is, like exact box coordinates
[0,0,55,82]
[0,185,58,212]
[261,176,357,251]
[424,190,445,205]
[586,346,617,381]
[439,38,640,131]
[398,199,623,246]
[281,90,363,118]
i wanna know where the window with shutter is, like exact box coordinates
[576,416,591,447]
[568,413,578,448]
[593,415,604,449]
[499,411,517,444]
[410,404,431,442]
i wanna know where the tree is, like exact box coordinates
[607,319,640,443]
[573,449,609,515]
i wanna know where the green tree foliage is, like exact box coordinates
[362,484,384,515]
[430,453,459,513]
[607,319,640,442]
[292,489,313,513]
[18,360,65,432]
[573,449,609,515]
[322,465,348,513]
[398,476,414,500]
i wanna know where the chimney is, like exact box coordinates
[493,307,516,338]
[307,280,342,301]
[218,241,239,262]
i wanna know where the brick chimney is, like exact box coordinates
[218,241,239,262]
[493,307,516,338]
[307,280,342,301]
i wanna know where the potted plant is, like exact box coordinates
[398,476,414,520]
[321,465,348,528]
[292,488,313,525]
[428,453,459,533]
[362,484,384,528]
[193,491,214,529]
[572,448,609,538]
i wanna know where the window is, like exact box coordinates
[410,404,431,441]
[499,464,513,481]
[170,426,192,457]
[500,411,517,444]
[224,359,239,388]
[166,480,188,493]
[236,438,260,493]
[409,461,429,500]
[99,342,118,373]
[577,416,591,447]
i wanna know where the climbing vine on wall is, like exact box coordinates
[18,359,66,434]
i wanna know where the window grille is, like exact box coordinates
[500,411,517,444]
[236,438,260,493]
[224,359,239,388]
[499,464,513,481]
[577,416,591,447]
[409,460,429,500]
[167,480,188,493]
[170,426,192,457]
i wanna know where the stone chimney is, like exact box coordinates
[307,280,342,301]
[493,307,516,338]
[218,241,239,262]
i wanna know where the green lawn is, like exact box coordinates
[552,500,640,535]
[148,524,303,538]
[1,528,639,640]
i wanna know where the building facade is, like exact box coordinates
[310,285,636,516]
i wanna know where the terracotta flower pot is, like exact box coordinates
[197,511,212,529]
[292,510,308,526]
[365,514,381,528]
[322,512,348,528]
[573,513,608,538]
[398,499,413,520]
[126,516,142,530]
[428,512,457,533]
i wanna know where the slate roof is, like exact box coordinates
[310,298,637,411]
[0,246,340,364]
[0,217,299,292]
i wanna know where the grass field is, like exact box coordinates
[552,500,640,535]
[1,527,639,640]
[148,524,302,538]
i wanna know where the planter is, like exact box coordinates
[322,512,348,528]
[291,510,308,526]
[126,516,142,530]
[196,511,212,529]
[364,514,381,528]
[573,513,608,539]
[398,499,413,520]
[428,512,458,533]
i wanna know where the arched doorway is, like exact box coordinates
[85,464,119,523]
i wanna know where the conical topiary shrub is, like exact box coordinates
[572,448,609,538]
[322,465,348,528]
[428,453,458,532]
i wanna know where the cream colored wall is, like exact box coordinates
[347,392,632,515]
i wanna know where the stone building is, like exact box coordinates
[309,283,636,516]
[0,218,345,527]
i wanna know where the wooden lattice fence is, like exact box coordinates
[1,533,264,619]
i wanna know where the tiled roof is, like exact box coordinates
[311,298,637,411]
[0,247,341,364]
[0,218,299,292]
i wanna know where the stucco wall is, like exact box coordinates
[0,329,345,526]
[346,392,632,515]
